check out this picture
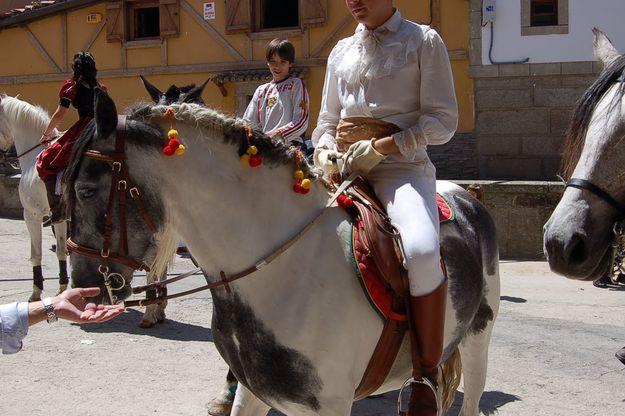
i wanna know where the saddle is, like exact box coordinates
[341,178,453,400]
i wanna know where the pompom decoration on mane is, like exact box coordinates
[162,107,186,156]
[241,125,263,167]
[292,148,312,195]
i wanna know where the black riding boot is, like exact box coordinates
[42,176,62,227]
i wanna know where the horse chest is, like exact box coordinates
[210,292,323,412]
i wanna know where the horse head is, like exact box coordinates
[0,95,14,151]
[140,75,209,106]
[544,28,625,280]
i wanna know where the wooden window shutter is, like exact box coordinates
[225,0,251,34]
[105,1,125,42]
[301,0,327,27]
[159,0,180,37]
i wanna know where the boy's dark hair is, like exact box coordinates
[265,38,295,63]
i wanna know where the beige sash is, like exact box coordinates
[335,117,401,153]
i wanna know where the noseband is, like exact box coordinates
[66,116,158,303]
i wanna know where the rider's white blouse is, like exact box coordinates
[312,10,458,162]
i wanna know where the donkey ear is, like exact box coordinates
[94,88,118,139]
[183,78,209,103]
[593,28,621,69]
[140,75,163,104]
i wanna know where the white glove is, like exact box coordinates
[313,148,342,176]
[343,139,386,175]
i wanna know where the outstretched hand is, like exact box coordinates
[54,288,125,323]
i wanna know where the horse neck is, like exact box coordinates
[133,127,327,278]
[3,97,52,159]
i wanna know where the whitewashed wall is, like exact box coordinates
[481,0,625,64]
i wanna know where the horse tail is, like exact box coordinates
[439,347,462,413]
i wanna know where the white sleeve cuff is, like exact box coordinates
[392,128,426,161]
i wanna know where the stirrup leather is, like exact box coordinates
[397,376,442,416]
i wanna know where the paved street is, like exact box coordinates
[0,217,623,416]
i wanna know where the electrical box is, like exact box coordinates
[482,0,496,24]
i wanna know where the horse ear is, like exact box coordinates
[183,78,209,104]
[593,28,621,69]
[140,75,163,104]
[94,88,118,139]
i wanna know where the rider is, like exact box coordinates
[243,38,310,153]
[312,1,458,414]
[37,52,105,226]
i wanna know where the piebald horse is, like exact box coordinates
[66,91,500,416]
[0,94,68,301]
[544,29,625,281]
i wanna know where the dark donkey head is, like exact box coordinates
[64,89,171,303]
[140,75,209,106]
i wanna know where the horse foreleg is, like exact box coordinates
[24,211,43,301]
[207,370,238,416]
[139,271,167,328]
[230,384,270,416]
[52,221,68,294]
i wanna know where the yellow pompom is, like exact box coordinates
[294,170,304,181]
[240,154,250,165]
[247,145,258,155]
[175,144,186,155]
[301,178,312,189]
[168,129,179,139]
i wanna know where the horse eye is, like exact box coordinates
[78,188,96,199]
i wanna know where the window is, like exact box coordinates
[521,0,568,36]
[255,0,299,31]
[129,2,160,40]
[530,0,557,27]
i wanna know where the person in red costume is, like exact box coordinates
[37,52,106,226]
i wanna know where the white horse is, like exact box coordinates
[0,94,68,301]
[66,92,500,416]
[544,29,625,280]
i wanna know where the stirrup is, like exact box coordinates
[397,376,442,416]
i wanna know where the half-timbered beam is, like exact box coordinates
[21,24,62,73]
[161,39,168,66]
[61,12,67,72]
[431,0,441,32]
[311,14,353,58]
[81,21,105,52]
[180,0,245,61]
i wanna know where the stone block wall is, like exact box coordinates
[468,0,600,180]
[428,132,478,179]
[0,174,22,219]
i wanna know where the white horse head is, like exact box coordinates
[544,28,625,280]
[0,94,14,151]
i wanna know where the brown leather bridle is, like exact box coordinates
[66,115,158,304]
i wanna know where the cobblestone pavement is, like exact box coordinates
[0,217,623,416]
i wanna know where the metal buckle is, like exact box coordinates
[129,187,139,198]
[112,161,122,172]
[118,180,127,191]
[101,248,110,258]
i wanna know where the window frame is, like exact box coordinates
[127,0,161,41]
[521,0,569,36]
[253,0,300,33]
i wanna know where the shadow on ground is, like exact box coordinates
[269,389,520,415]
[76,308,213,342]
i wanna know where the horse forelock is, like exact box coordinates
[125,102,318,178]
[561,54,625,179]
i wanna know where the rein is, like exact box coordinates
[68,114,333,306]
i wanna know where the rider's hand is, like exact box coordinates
[342,139,386,175]
[313,147,342,176]
[39,134,53,145]
[53,288,125,323]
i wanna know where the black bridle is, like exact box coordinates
[561,177,625,218]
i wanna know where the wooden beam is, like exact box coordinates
[302,28,310,58]
[161,38,168,66]
[246,37,253,60]
[81,21,105,52]
[21,24,62,73]
[431,0,441,32]
[0,58,329,85]
[180,0,246,61]
[213,80,228,97]
[448,49,468,60]
[121,44,127,70]
[61,12,67,71]
[311,14,353,58]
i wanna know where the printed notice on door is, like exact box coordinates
[203,2,215,20]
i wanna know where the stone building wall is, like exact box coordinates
[468,0,600,180]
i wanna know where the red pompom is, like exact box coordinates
[337,194,354,209]
[163,145,176,156]
[300,187,310,195]
[293,182,304,193]
[248,154,262,167]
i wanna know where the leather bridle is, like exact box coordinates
[66,116,158,303]
[562,177,625,218]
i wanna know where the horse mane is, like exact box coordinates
[0,94,52,136]
[126,102,317,178]
[561,55,625,178]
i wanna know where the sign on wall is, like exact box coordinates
[203,2,215,20]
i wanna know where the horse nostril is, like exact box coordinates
[565,233,587,266]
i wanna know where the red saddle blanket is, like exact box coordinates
[351,193,453,321]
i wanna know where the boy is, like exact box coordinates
[243,38,309,151]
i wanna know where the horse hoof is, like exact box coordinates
[56,284,68,295]
[139,319,156,328]
[206,399,233,416]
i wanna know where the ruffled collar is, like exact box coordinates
[333,9,421,87]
